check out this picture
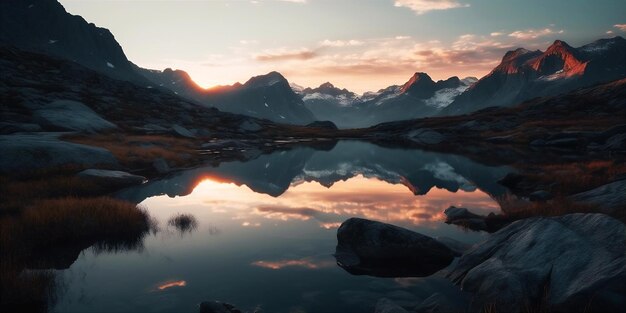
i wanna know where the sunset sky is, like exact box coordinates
[60,0,626,93]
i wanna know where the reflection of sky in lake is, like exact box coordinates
[54,142,511,313]
[160,176,499,231]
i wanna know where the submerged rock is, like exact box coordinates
[334,218,454,277]
[448,213,626,313]
[78,169,146,188]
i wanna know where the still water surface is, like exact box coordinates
[53,141,512,313]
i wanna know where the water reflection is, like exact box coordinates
[156,280,187,291]
[53,141,512,313]
[116,141,511,204]
[178,176,499,230]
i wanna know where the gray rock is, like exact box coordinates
[571,179,626,213]
[529,190,552,201]
[375,298,409,313]
[239,120,262,132]
[33,100,116,132]
[0,133,117,172]
[334,218,455,277]
[545,137,579,147]
[448,213,626,313]
[407,129,445,145]
[443,206,482,221]
[443,206,488,231]
[530,139,546,146]
[199,301,241,313]
[171,124,196,138]
[601,133,626,151]
[142,123,168,132]
[152,157,170,174]
[78,169,146,188]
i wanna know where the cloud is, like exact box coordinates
[395,35,411,40]
[394,0,469,15]
[508,28,564,40]
[320,39,364,47]
[239,39,258,45]
[254,48,318,61]
[279,0,307,3]
[614,24,626,32]
[490,32,504,37]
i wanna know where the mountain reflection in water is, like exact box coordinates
[54,141,512,313]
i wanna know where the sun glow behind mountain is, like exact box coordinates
[59,0,626,93]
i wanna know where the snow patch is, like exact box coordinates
[106,62,115,68]
[423,162,475,191]
[424,85,469,109]
[48,39,58,44]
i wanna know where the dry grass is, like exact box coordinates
[0,197,154,261]
[514,159,626,196]
[167,213,198,234]
[0,175,108,214]
[65,133,199,170]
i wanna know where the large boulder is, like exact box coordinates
[0,134,117,172]
[334,218,455,277]
[571,179,626,213]
[33,100,116,132]
[77,169,146,188]
[448,213,626,313]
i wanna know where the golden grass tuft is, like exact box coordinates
[1,197,153,256]
[65,133,199,170]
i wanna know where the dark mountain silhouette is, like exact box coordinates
[137,68,316,125]
[0,0,146,83]
[201,71,316,125]
[303,82,359,99]
[442,37,626,115]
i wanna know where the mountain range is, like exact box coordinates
[2,0,625,128]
